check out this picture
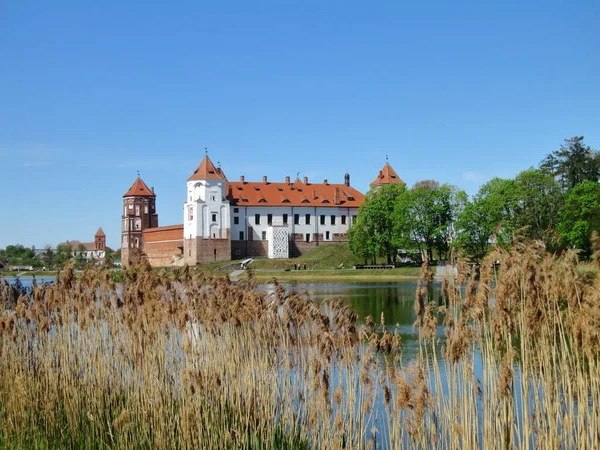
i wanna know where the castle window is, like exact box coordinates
[239,231,244,240]
[234,216,239,225]
[255,214,260,225]
[261,231,267,240]
[188,207,193,221]
[267,214,272,225]
[305,214,311,225]
[212,213,217,222]
[294,214,299,225]
[135,206,140,216]
[234,207,239,213]
[212,196,215,201]
[305,234,310,242]
[144,205,148,214]
[283,214,288,225]
[326,231,330,240]
[320,215,325,225]
[341,215,346,225]
[331,215,336,225]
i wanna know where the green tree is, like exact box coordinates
[348,215,376,264]
[557,181,600,258]
[54,243,74,267]
[510,169,564,248]
[455,178,516,260]
[42,245,55,267]
[396,181,466,262]
[348,184,407,264]
[541,136,599,191]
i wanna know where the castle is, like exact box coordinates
[121,155,403,267]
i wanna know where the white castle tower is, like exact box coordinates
[183,154,231,264]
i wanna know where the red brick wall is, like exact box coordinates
[144,241,183,267]
[194,238,231,264]
[184,231,232,265]
[141,225,184,267]
[247,240,268,257]
[231,241,248,259]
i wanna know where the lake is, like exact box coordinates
[260,280,444,361]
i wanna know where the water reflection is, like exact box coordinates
[259,280,444,362]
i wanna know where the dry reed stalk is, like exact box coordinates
[1,242,600,449]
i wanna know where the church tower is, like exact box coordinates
[95,227,106,251]
[183,154,231,264]
[121,176,158,266]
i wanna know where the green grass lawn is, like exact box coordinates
[1,270,59,278]
[194,243,422,280]
[201,243,396,271]
[248,266,421,281]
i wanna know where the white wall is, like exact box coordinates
[183,180,231,240]
[230,206,359,241]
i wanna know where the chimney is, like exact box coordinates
[312,189,317,200]
[263,176,268,184]
[303,176,308,184]
[151,186,154,194]
[323,179,328,185]
[334,187,340,205]
[240,175,245,183]
[344,172,350,187]
[285,176,290,184]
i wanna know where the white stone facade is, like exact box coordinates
[229,206,358,243]
[183,179,231,241]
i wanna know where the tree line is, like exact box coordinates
[349,136,600,263]
[0,243,118,269]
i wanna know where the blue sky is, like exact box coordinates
[1,0,599,250]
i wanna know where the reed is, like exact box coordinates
[0,241,599,449]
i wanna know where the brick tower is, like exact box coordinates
[95,227,106,251]
[121,176,158,266]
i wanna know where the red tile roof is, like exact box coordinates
[123,177,156,197]
[227,179,364,207]
[95,227,105,237]
[188,155,227,181]
[370,162,405,187]
[143,225,184,243]
[67,241,96,251]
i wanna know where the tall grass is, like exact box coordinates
[0,241,599,449]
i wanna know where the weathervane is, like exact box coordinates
[205,147,208,155]
[137,170,140,177]
[385,154,388,162]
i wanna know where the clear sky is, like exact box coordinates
[1,0,599,250]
